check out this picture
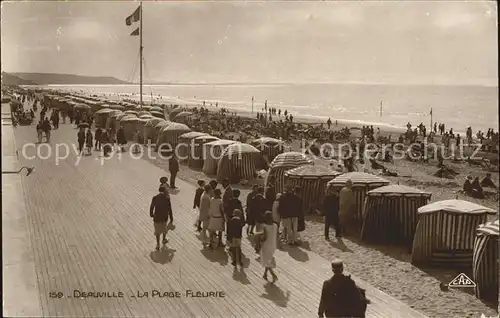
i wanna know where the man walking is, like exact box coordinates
[169,154,179,189]
[150,187,173,250]
[278,184,301,246]
[318,259,368,317]
[323,187,341,239]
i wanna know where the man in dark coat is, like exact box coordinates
[318,260,368,318]
[150,187,173,250]
[169,154,179,189]
[278,184,302,245]
[265,176,276,210]
[323,187,341,239]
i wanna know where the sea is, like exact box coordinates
[46,83,498,133]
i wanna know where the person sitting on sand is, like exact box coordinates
[471,177,485,199]
[463,175,473,193]
[380,168,398,177]
[480,173,497,189]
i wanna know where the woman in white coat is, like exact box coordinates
[259,211,278,283]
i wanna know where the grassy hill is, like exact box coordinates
[2,72,129,85]
[1,72,37,86]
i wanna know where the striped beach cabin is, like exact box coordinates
[158,123,191,156]
[202,140,238,175]
[266,152,314,195]
[217,143,261,184]
[153,121,171,148]
[411,200,496,267]
[188,135,220,169]
[361,185,431,248]
[326,172,390,222]
[177,132,209,163]
[250,137,284,164]
[473,219,499,302]
[143,118,163,144]
[284,165,341,214]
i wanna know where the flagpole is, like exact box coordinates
[139,2,143,108]
[430,107,433,130]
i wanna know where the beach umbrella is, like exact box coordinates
[140,105,152,110]
[169,108,183,120]
[267,152,314,194]
[74,103,90,110]
[284,165,342,214]
[411,200,496,267]
[95,108,115,115]
[158,123,191,154]
[177,131,209,161]
[138,111,151,117]
[473,219,499,302]
[188,135,220,169]
[217,143,261,183]
[124,110,139,116]
[361,185,432,247]
[150,110,164,117]
[139,114,154,120]
[99,104,111,109]
[172,111,193,121]
[145,118,163,126]
[77,122,89,128]
[150,106,163,112]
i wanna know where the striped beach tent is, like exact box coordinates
[188,135,220,169]
[284,165,341,214]
[143,118,163,144]
[134,118,150,143]
[250,137,285,163]
[177,132,209,162]
[361,185,432,248]
[473,219,499,301]
[266,152,314,195]
[158,123,191,155]
[326,172,390,222]
[202,140,238,175]
[411,200,496,267]
[121,117,141,141]
[217,143,261,183]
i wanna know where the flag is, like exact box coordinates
[125,5,141,26]
[130,27,139,36]
[430,108,433,115]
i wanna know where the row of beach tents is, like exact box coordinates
[45,94,499,303]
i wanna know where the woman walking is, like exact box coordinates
[208,189,225,249]
[259,211,278,283]
[85,129,93,155]
[199,184,212,246]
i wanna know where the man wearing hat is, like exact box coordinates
[318,259,368,317]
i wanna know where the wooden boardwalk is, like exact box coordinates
[4,103,426,317]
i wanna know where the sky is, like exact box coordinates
[1,1,497,85]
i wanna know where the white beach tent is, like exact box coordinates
[411,200,496,267]
[473,219,499,301]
